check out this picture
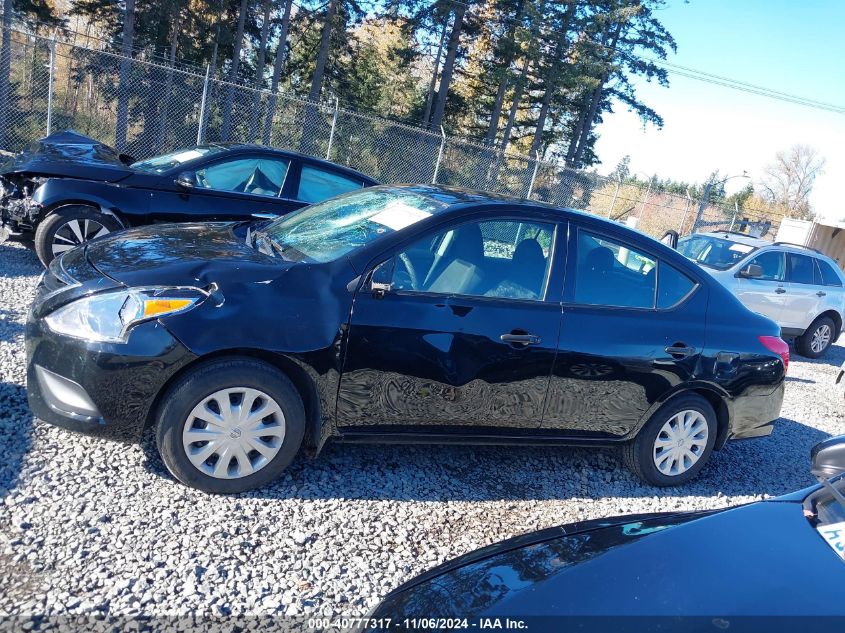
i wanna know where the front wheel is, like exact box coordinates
[34,205,122,266]
[155,358,306,494]
[623,394,717,487]
[796,316,835,358]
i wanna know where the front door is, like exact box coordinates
[541,227,707,438]
[733,250,789,323]
[336,216,564,431]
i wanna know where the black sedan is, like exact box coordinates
[25,185,787,493]
[0,130,378,265]
[369,436,845,628]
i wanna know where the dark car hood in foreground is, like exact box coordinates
[0,130,132,182]
[84,222,290,288]
[376,500,845,618]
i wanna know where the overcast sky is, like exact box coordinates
[593,0,844,219]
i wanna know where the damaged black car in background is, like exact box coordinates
[0,130,378,265]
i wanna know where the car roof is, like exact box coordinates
[691,231,771,247]
[692,230,837,261]
[371,184,690,251]
[202,142,380,184]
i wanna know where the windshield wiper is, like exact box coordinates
[253,230,291,261]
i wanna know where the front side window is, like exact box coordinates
[574,231,656,309]
[745,251,785,281]
[297,165,364,203]
[390,219,555,301]
[787,253,815,285]
[195,157,289,197]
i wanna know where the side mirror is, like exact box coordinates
[660,230,679,249]
[811,436,845,480]
[175,171,195,189]
[739,263,763,278]
[370,259,394,299]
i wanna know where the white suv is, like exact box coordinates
[677,231,845,358]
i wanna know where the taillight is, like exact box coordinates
[759,335,789,372]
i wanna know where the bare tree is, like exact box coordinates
[429,0,466,131]
[759,145,826,219]
[221,0,250,141]
[0,0,12,148]
[114,0,136,150]
[262,0,293,144]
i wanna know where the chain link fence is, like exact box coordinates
[0,24,782,240]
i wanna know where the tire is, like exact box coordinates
[155,357,306,494]
[623,394,717,487]
[34,205,122,266]
[796,316,835,359]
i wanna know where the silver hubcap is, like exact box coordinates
[52,218,110,256]
[182,387,286,479]
[652,410,708,477]
[811,324,831,353]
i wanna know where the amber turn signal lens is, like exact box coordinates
[142,298,194,318]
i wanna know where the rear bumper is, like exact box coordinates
[727,381,785,441]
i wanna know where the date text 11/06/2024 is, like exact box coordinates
[306,617,529,630]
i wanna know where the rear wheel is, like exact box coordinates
[155,358,306,494]
[623,394,716,487]
[796,316,835,358]
[34,205,122,266]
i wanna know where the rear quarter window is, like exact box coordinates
[816,258,844,287]
[658,262,697,309]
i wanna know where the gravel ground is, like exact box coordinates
[1,239,843,621]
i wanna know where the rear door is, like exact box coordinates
[336,214,565,431]
[293,162,369,205]
[781,252,821,331]
[732,250,788,323]
[541,227,706,438]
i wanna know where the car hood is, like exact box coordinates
[0,130,132,182]
[375,500,845,618]
[84,222,291,288]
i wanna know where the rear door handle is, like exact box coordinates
[775,287,786,294]
[665,345,696,358]
[500,333,541,346]
[817,291,827,297]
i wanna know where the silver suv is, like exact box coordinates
[678,231,845,358]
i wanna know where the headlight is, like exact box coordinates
[44,286,206,343]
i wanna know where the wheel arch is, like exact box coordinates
[636,384,731,451]
[817,310,842,343]
[40,200,126,229]
[144,349,324,453]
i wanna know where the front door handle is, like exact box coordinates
[665,345,696,358]
[817,291,827,297]
[775,287,786,294]
[500,332,541,346]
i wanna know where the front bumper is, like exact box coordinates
[26,308,197,442]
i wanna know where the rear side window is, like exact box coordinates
[575,231,656,309]
[658,263,696,309]
[788,253,815,285]
[815,258,843,287]
[297,165,364,203]
[745,251,784,281]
